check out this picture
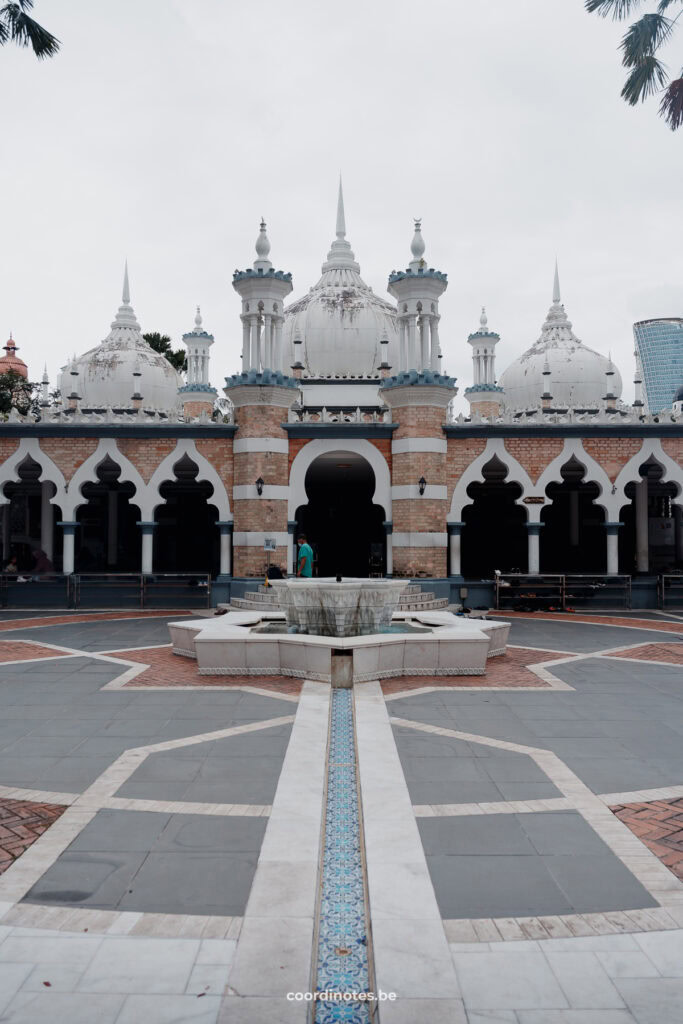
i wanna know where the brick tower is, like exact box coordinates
[384,222,457,578]
[226,221,297,577]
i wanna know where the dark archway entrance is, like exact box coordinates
[541,458,605,572]
[76,458,139,571]
[461,457,527,577]
[156,456,219,575]
[295,452,385,577]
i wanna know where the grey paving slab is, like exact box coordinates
[1,615,196,651]
[419,811,657,919]
[491,616,683,652]
[23,810,267,915]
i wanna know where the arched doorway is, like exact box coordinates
[75,457,139,571]
[541,457,605,572]
[2,456,61,571]
[295,451,386,576]
[461,456,527,577]
[155,456,219,574]
[619,461,682,574]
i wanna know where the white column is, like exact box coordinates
[635,476,649,573]
[218,523,232,576]
[139,523,155,574]
[107,491,118,566]
[1,504,10,561]
[473,349,480,386]
[273,319,283,373]
[250,315,259,372]
[430,317,440,371]
[449,530,462,576]
[241,318,251,371]
[407,315,417,370]
[40,481,54,561]
[384,526,393,576]
[419,316,429,370]
[606,531,619,575]
[61,525,76,575]
[569,489,580,547]
[263,314,272,369]
[527,524,542,574]
[399,320,407,373]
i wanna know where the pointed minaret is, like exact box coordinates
[604,352,617,412]
[40,365,49,407]
[111,260,141,332]
[231,219,294,375]
[179,305,217,419]
[227,220,298,578]
[553,258,561,305]
[322,177,360,274]
[384,220,456,580]
[387,219,449,374]
[464,306,504,418]
[541,355,554,411]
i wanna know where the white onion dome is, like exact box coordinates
[60,265,183,412]
[282,182,398,379]
[498,265,622,411]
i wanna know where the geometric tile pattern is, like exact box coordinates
[380,645,567,695]
[314,689,371,1023]
[502,610,683,634]
[0,798,67,875]
[0,641,70,663]
[610,642,683,665]
[0,610,189,633]
[611,798,683,881]
[114,645,302,694]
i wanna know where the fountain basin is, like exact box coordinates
[268,577,410,637]
[168,611,509,685]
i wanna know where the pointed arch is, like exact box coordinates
[146,439,231,520]
[449,437,535,521]
[535,438,615,517]
[288,438,391,520]
[612,438,683,511]
[0,438,67,509]
[61,438,147,519]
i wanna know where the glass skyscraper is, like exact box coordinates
[633,318,683,414]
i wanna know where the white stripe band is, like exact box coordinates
[392,532,448,547]
[233,532,289,546]
[233,438,289,454]
[392,438,447,455]
[391,485,447,500]
[233,485,290,500]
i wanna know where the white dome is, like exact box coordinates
[499,269,622,410]
[282,185,398,378]
[60,267,183,412]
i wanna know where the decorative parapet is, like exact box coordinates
[388,268,448,285]
[463,384,504,395]
[178,384,218,395]
[232,268,292,283]
[287,405,392,424]
[381,369,457,390]
[224,369,299,390]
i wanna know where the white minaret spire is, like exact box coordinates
[409,219,426,271]
[254,219,272,272]
[123,260,130,305]
[553,259,561,305]
[336,176,346,239]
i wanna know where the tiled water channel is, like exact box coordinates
[313,688,375,1023]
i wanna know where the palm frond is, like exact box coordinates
[620,13,674,66]
[0,2,60,57]
[585,0,647,20]
[659,74,683,127]
[621,54,669,102]
[657,0,683,12]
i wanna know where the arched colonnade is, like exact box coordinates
[0,438,232,576]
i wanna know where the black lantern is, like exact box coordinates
[418,477,427,496]
[255,477,264,496]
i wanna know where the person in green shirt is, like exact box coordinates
[297,535,314,577]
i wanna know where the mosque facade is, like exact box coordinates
[1,185,682,607]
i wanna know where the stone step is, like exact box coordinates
[398,598,448,610]
[229,593,449,613]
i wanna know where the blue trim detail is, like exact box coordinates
[178,384,217,395]
[463,384,504,394]
[381,369,457,389]
[224,369,299,389]
[388,267,448,284]
[232,268,292,283]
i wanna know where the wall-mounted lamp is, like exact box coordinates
[418,477,427,496]
[255,477,264,496]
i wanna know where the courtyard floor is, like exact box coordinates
[0,609,681,1021]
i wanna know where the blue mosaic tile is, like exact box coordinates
[314,689,372,1024]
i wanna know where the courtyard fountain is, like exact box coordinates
[169,577,508,685]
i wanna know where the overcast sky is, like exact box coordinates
[1,0,681,410]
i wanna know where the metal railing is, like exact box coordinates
[660,574,683,611]
[0,572,211,610]
[495,574,633,611]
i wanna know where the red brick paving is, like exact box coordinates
[108,645,302,695]
[0,798,66,876]
[0,611,195,633]
[611,799,683,881]
[608,643,683,665]
[380,647,567,695]
[0,640,69,663]
[500,612,683,634]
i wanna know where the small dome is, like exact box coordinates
[282,183,398,377]
[674,383,683,403]
[60,266,183,411]
[499,266,622,410]
[0,336,28,379]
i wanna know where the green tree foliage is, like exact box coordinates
[0,0,59,59]
[142,332,188,374]
[586,0,683,129]
[0,370,39,416]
